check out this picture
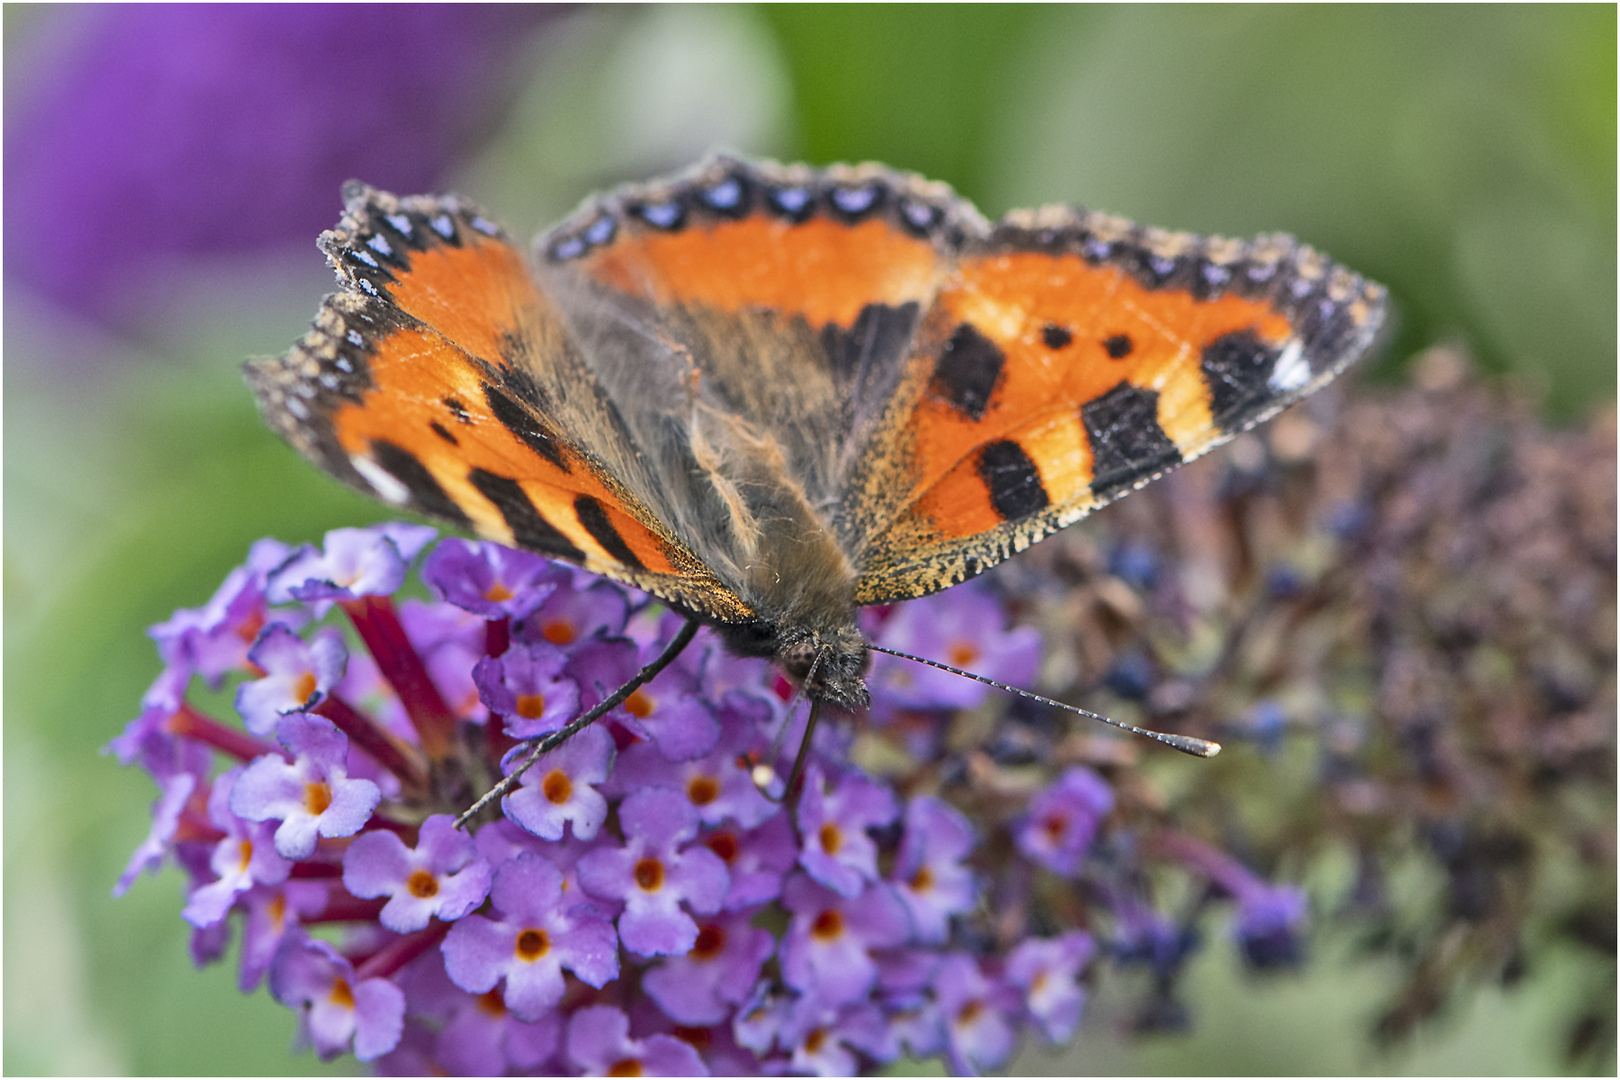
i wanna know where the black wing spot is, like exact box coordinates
[367,440,472,528]
[977,439,1050,521]
[574,495,645,572]
[442,396,473,424]
[1200,328,1281,432]
[1080,382,1182,499]
[483,382,569,470]
[928,323,1005,421]
[1103,334,1134,360]
[1042,324,1074,350]
[429,420,459,446]
[467,468,584,562]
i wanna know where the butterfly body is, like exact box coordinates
[248,155,1385,711]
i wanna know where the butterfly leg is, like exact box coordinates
[454,618,701,829]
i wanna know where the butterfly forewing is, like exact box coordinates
[245,184,755,623]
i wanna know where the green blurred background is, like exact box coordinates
[5,5,1613,1075]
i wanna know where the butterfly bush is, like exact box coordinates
[112,523,1301,1075]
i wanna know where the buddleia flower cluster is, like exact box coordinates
[112,518,1302,1075]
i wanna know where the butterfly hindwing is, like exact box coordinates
[246,183,756,622]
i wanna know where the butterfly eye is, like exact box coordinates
[780,640,817,681]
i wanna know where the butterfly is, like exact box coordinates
[247,154,1385,772]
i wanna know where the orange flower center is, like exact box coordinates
[634,858,665,892]
[327,977,354,1009]
[406,869,439,899]
[303,782,332,815]
[811,909,844,941]
[542,620,576,645]
[687,775,720,805]
[515,928,550,960]
[515,692,547,719]
[692,924,726,960]
[541,769,573,805]
[625,689,655,718]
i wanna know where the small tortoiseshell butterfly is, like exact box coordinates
[248,154,1385,754]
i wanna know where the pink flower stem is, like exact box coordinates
[340,595,458,759]
[166,702,282,762]
[314,692,428,793]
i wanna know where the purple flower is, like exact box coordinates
[1232,882,1309,968]
[578,786,730,956]
[869,584,1041,710]
[237,881,330,992]
[891,796,977,943]
[342,815,491,933]
[701,814,800,911]
[1005,932,1094,1044]
[6,5,555,335]
[643,912,775,1025]
[1111,899,1197,978]
[1015,766,1115,876]
[565,1005,707,1077]
[423,538,560,620]
[502,722,616,842]
[778,996,890,1076]
[442,852,618,1021]
[780,874,910,1006]
[268,935,405,1061]
[148,538,294,686]
[796,765,899,898]
[267,525,431,606]
[230,713,380,858]
[435,989,562,1076]
[474,641,581,739]
[935,953,1020,1075]
[183,766,292,928]
[607,692,777,828]
[113,760,203,897]
[518,575,635,649]
[610,657,721,762]
[234,624,347,736]
[1152,831,1310,969]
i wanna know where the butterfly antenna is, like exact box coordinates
[867,643,1221,758]
[753,648,828,804]
[455,618,701,829]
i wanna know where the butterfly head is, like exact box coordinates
[718,619,871,712]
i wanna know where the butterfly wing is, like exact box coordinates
[246,183,755,622]
[851,208,1387,604]
[530,157,979,626]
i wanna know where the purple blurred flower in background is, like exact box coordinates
[5,4,557,337]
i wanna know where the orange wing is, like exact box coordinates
[246,184,753,622]
[851,208,1386,603]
